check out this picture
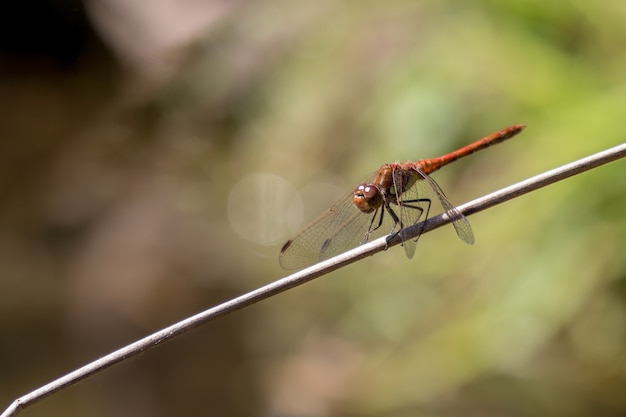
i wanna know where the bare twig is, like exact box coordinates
[2,142,625,417]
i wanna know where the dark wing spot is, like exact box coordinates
[280,240,293,253]
[321,239,332,254]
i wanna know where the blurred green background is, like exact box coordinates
[1,1,625,416]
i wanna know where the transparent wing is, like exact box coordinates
[279,190,399,270]
[389,170,431,259]
[413,166,474,245]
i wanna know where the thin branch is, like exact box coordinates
[2,142,625,417]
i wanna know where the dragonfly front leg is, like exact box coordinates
[361,206,386,244]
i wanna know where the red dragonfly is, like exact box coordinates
[279,124,526,269]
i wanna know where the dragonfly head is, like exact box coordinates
[353,183,383,213]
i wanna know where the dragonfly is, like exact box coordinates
[279,124,526,269]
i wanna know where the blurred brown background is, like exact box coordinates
[1,1,625,416]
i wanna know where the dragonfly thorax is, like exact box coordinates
[353,183,383,213]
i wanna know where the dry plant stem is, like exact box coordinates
[2,143,626,417]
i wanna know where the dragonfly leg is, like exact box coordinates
[385,204,402,233]
[361,207,385,244]
[382,204,403,250]
[399,198,431,241]
[382,197,431,250]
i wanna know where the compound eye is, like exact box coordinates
[360,184,379,199]
[353,184,382,213]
